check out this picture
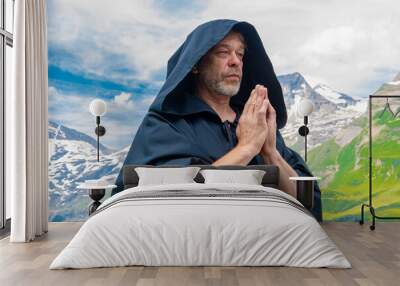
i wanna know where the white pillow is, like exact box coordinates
[135,167,201,186]
[200,169,266,185]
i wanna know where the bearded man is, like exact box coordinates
[114,19,322,221]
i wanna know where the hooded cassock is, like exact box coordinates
[113,19,322,221]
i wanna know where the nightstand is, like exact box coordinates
[289,176,320,210]
[77,183,117,215]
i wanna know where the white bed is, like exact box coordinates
[50,183,351,269]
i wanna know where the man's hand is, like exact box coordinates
[256,86,297,198]
[260,87,278,158]
[236,84,269,157]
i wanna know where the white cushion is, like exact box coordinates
[135,167,201,186]
[200,169,266,185]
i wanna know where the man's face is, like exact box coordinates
[196,31,246,98]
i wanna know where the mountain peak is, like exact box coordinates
[313,83,357,107]
[48,120,115,155]
[290,71,304,78]
[278,72,335,109]
[279,72,307,82]
[374,71,400,95]
[393,72,400,82]
[313,84,343,100]
[313,83,330,90]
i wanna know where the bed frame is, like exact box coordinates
[122,164,280,190]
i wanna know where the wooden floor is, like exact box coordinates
[0,222,399,286]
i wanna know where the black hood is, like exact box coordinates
[149,19,287,129]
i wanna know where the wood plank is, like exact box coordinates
[0,222,399,286]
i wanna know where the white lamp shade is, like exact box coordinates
[89,99,107,116]
[297,98,314,117]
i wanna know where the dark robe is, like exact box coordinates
[113,19,322,221]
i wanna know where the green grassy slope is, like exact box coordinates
[307,109,400,221]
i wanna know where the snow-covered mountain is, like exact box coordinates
[48,123,129,221]
[313,84,357,107]
[278,72,336,111]
[49,120,115,155]
[278,72,367,150]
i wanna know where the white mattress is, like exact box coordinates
[50,183,351,269]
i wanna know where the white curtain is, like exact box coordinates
[7,0,49,242]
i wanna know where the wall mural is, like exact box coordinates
[47,0,400,221]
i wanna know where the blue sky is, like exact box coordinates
[47,0,400,149]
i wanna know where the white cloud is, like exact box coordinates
[198,0,400,96]
[300,26,358,60]
[114,92,133,107]
[48,0,202,85]
[48,0,400,97]
[48,86,154,149]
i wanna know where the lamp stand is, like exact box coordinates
[94,116,106,162]
[298,116,309,162]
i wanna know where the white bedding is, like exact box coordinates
[50,183,351,269]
